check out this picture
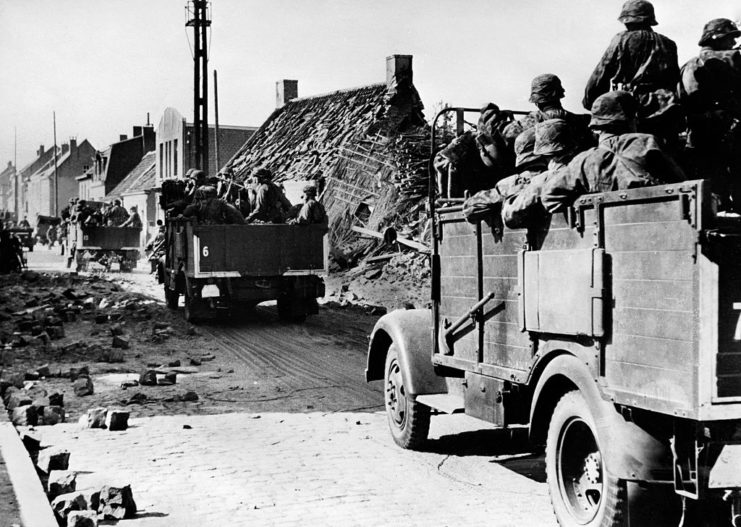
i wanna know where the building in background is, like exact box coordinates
[15,145,58,220]
[155,107,256,183]
[0,162,15,216]
[107,151,157,248]
[84,126,155,201]
[24,138,96,224]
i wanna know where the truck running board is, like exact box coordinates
[416,394,464,414]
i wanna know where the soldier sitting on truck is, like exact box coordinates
[182,186,245,225]
[463,126,547,228]
[502,119,580,228]
[120,206,143,229]
[542,90,686,213]
[290,185,327,225]
[678,18,741,211]
[245,168,292,224]
[503,74,593,153]
[106,199,129,226]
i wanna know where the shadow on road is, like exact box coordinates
[424,427,546,483]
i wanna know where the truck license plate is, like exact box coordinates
[201,284,220,298]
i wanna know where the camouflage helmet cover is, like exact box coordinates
[533,119,574,157]
[529,74,565,104]
[589,90,638,127]
[699,18,741,46]
[514,127,540,168]
[254,168,273,181]
[618,0,657,26]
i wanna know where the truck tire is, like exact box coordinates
[546,391,626,527]
[384,345,430,450]
[277,296,307,323]
[164,285,179,310]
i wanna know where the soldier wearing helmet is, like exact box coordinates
[182,185,245,225]
[291,184,328,226]
[245,168,293,223]
[501,119,580,228]
[542,91,685,213]
[678,18,741,210]
[583,1,680,144]
[503,74,592,152]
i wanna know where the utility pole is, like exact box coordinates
[53,112,59,216]
[214,69,221,171]
[13,127,18,219]
[185,0,211,174]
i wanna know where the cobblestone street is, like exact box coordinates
[29,411,555,526]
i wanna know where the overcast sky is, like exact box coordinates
[1,0,740,169]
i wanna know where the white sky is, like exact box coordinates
[1,0,740,169]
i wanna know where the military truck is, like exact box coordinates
[72,224,141,272]
[365,108,741,526]
[159,218,327,322]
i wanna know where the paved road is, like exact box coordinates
[23,247,556,526]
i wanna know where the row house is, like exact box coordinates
[76,126,155,202]
[24,139,96,225]
[107,151,157,248]
[0,161,15,217]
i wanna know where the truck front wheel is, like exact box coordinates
[546,391,626,527]
[384,345,430,450]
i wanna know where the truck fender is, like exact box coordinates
[530,353,671,482]
[365,309,447,396]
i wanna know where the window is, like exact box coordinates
[159,144,164,177]
[173,139,178,176]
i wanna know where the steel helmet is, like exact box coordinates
[699,18,741,46]
[533,119,574,157]
[254,168,273,182]
[514,127,541,168]
[529,74,565,104]
[618,0,657,26]
[589,90,638,128]
[303,185,317,198]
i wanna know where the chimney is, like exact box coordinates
[37,145,45,157]
[276,80,298,109]
[119,134,128,142]
[61,143,69,154]
[386,54,413,88]
[142,126,155,152]
[69,138,77,151]
[133,126,142,137]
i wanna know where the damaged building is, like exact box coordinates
[225,54,431,258]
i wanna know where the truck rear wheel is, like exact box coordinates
[546,391,626,527]
[384,345,430,450]
[164,285,179,310]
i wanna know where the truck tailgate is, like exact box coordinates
[192,224,328,276]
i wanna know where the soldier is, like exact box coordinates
[502,119,579,228]
[503,74,592,151]
[678,18,741,209]
[182,186,245,225]
[291,185,328,225]
[583,0,681,144]
[542,90,685,213]
[106,199,129,226]
[120,206,143,229]
[245,168,292,224]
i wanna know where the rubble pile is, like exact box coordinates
[18,435,137,525]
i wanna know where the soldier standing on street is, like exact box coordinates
[583,0,681,145]
[543,90,685,213]
[678,18,741,210]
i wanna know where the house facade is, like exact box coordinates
[155,107,257,183]
[24,139,96,224]
[86,126,155,201]
[0,162,15,216]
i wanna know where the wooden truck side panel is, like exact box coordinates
[602,197,699,417]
